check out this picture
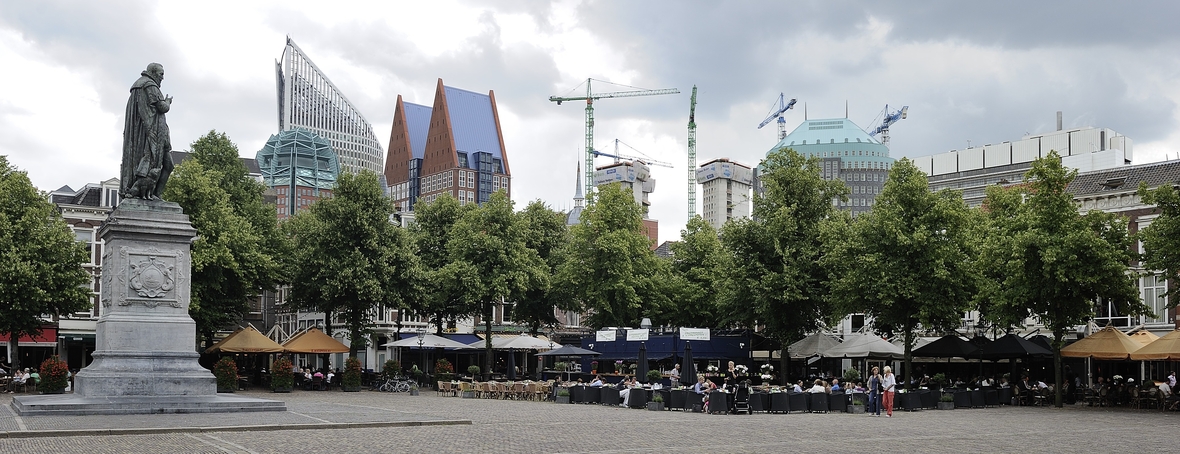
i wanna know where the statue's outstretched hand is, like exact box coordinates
[165,95,173,104]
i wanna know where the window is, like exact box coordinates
[75,228,95,264]
[1141,274,1169,324]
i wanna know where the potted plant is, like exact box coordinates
[214,357,238,393]
[556,387,571,404]
[271,357,294,393]
[467,365,481,381]
[590,361,598,374]
[383,359,400,379]
[938,393,955,410]
[646,369,663,384]
[341,357,362,392]
[931,373,946,390]
[38,356,69,394]
[435,358,455,383]
[843,367,862,384]
[647,393,665,411]
[409,382,420,396]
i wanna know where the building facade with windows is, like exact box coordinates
[761,118,895,218]
[385,79,511,213]
[917,125,1132,207]
[276,37,383,176]
[255,128,338,219]
[697,158,753,229]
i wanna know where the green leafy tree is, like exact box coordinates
[1138,180,1180,309]
[410,194,474,334]
[445,191,547,378]
[664,216,723,329]
[286,170,420,358]
[824,158,980,389]
[0,156,91,369]
[557,183,670,329]
[978,151,1147,407]
[718,148,846,385]
[514,200,575,335]
[164,131,285,347]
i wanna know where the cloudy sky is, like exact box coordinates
[3,0,1180,241]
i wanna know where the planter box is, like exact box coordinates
[556,395,570,404]
[647,402,665,411]
[273,387,292,393]
[342,385,361,393]
[848,404,865,414]
[410,389,419,396]
[938,401,955,410]
[217,387,235,394]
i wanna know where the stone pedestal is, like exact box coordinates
[13,199,285,415]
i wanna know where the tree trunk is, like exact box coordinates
[7,337,18,371]
[483,301,494,381]
[779,347,790,387]
[1053,330,1064,408]
[903,320,914,391]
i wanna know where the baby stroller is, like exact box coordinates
[733,381,751,414]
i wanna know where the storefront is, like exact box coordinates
[0,326,58,370]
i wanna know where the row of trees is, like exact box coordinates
[4,130,1179,405]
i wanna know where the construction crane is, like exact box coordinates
[868,104,909,146]
[757,93,798,140]
[549,78,679,190]
[687,85,698,220]
[590,139,674,168]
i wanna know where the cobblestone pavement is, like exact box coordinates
[1,390,1176,453]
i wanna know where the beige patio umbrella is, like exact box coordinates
[205,326,285,353]
[1060,326,1142,360]
[1128,330,1160,347]
[1129,329,1180,361]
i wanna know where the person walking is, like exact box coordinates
[867,366,881,416]
[881,366,897,417]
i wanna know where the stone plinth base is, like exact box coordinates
[11,394,287,416]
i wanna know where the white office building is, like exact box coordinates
[696,158,753,229]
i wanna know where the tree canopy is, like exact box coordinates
[664,216,724,329]
[0,156,91,368]
[409,195,474,334]
[514,200,575,335]
[164,131,285,346]
[285,170,420,357]
[1138,180,1180,304]
[978,151,1146,406]
[825,158,980,389]
[558,183,670,329]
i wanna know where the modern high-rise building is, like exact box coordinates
[916,124,1133,207]
[593,160,659,245]
[696,158,753,229]
[276,37,383,176]
[762,118,895,218]
[255,128,339,219]
[385,79,511,212]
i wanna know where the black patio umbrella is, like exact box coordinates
[912,335,980,358]
[637,342,649,381]
[536,345,601,357]
[1029,335,1053,352]
[680,342,696,386]
[507,351,517,380]
[973,334,1052,360]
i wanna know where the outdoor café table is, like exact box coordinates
[954,390,972,408]
[983,387,999,406]
[585,386,602,404]
[828,392,847,412]
[600,386,620,406]
[970,389,985,408]
[769,392,789,413]
[997,387,1012,405]
[707,390,729,414]
[787,392,808,413]
[670,389,687,410]
[628,388,648,408]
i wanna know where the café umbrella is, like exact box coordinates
[680,342,696,386]
[1129,329,1180,361]
[1061,326,1143,360]
[637,342,649,382]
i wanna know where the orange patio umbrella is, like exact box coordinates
[281,328,350,354]
[1060,326,1142,360]
[205,326,285,353]
[1128,330,1160,347]
[1129,329,1180,361]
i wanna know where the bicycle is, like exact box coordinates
[374,375,415,392]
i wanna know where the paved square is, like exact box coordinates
[1,390,1175,453]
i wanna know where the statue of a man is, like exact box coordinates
[121,62,174,200]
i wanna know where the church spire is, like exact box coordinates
[573,161,584,208]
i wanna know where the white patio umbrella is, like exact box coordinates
[469,333,554,351]
[382,334,473,350]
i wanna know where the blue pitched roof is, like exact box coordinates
[443,86,504,166]
[403,102,432,160]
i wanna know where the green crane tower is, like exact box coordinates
[687,85,698,220]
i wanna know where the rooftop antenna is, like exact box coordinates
[804,103,808,120]
[845,100,848,119]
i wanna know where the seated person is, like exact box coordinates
[792,380,804,393]
[830,378,842,392]
[692,375,711,394]
[325,370,335,386]
[589,375,605,387]
[807,379,826,393]
[620,376,637,406]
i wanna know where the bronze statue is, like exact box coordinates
[121,63,174,200]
